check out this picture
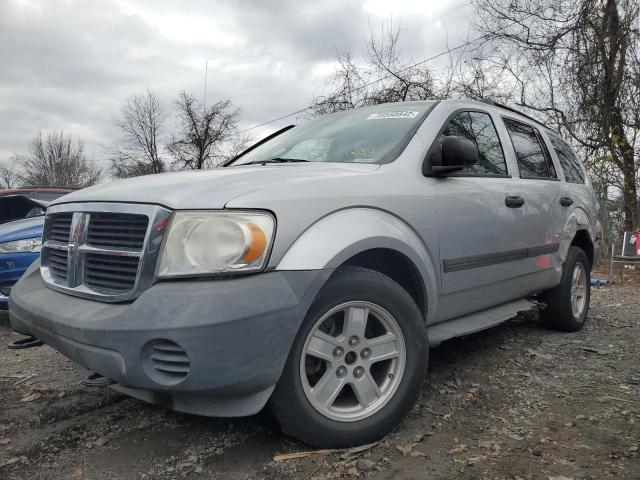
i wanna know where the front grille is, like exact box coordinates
[87,213,148,249]
[40,203,170,302]
[43,248,68,282]
[85,253,139,292]
[44,213,73,243]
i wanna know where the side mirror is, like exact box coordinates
[422,136,478,177]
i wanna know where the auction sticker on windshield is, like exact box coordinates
[367,111,419,120]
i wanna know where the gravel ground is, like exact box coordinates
[0,283,638,480]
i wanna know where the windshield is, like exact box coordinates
[231,103,434,166]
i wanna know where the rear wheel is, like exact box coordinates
[539,246,590,332]
[270,266,427,448]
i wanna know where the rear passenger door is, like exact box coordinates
[546,132,598,243]
[434,110,531,320]
[501,117,565,282]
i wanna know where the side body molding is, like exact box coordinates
[276,208,439,324]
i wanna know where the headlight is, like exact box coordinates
[0,237,42,253]
[157,211,275,277]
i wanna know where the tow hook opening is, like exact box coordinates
[81,372,116,388]
[7,335,44,350]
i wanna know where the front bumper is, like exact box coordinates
[10,264,331,416]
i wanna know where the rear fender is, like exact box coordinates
[559,207,596,264]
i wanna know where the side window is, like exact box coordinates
[438,111,507,175]
[503,118,557,179]
[549,135,585,184]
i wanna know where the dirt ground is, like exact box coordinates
[1,282,638,480]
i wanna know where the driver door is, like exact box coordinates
[433,110,530,321]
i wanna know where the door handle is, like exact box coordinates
[560,197,574,207]
[505,195,525,208]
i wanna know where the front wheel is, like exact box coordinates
[270,266,427,448]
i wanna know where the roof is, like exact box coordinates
[375,98,557,135]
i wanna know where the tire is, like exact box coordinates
[270,266,427,448]
[539,246,591,332]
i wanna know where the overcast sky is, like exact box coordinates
[0,0,472,172]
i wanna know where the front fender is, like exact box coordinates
[276,208,439,323]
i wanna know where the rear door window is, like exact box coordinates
[438,111,508,176]
[503,118,557,179]
[549,135,585,184]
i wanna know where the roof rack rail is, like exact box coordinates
[478,98,552,132]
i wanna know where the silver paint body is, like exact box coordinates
[10,99,599,417]
[55,99,599,325]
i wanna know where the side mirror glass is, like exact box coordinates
[423,136,478,176]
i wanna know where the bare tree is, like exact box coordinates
[442,55,517,103]
[311,21,438,115]
[168,92,243,169]
[111,89,166,178]
[11,131,101,187]
[0,161,19,189]
[312,19,519,115]
[363,22,437,103]
[216,132,254,165]
[473,0,640,230]
[311,51,365,115]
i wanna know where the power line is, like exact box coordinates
[238,106,313,134]
[237,31,490,135]
[238,8,538,136]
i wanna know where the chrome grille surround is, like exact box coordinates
[41,202,172,302]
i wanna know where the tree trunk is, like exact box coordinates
[612,105,637,231]
[621,151,638,231]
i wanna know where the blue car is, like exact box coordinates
[0,190,78,309]
[0,214,45,308]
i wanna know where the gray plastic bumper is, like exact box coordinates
[9,266,331,416]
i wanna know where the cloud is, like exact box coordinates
[0,0,470,171]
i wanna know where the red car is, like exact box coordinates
[0,187,76,202]
[0,188,76,224]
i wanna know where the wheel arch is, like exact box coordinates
[560,207,597,270]
[341,248,427,318]
[276,208,438,323]
[571,229,595,270]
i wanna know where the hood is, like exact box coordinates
[0,215,44,243]
[54,163,380,209]
[0,195,49,225]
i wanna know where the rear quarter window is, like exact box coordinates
[549,135,585,184]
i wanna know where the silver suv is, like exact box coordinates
[9,99,599,447]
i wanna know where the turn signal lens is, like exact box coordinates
[243,223,267,262]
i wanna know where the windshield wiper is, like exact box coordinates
[244,157,310,165]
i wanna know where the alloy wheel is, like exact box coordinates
[570,262,587,318]
[299,301,406,422]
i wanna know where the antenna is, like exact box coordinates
[203,60,208,113]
